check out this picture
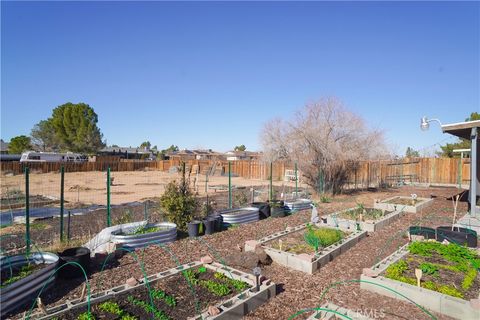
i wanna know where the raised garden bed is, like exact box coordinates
[246,223,366,274]
[321,205,403,232]
[111,222,177,250]
[29,261,276,320]
[284,198,312,212]
[0,252,59,318]
[373,196,433,213]
[306,302,372,319]
[218,207,259,227]
[1,194,60,211]
[360,241,480,320]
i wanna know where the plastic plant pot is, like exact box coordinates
[203,218,216,235]
[409,226,436,240]
[58,247,91,279]
[436,226,477,247]
[187,220,201,238]
[270,206,287,218]
[211,214,223,232]
[251,202,271,219]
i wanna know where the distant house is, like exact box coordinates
[0,139,9,154]
[224,151,262,161]
[98,146,155,160]
[167,149,225,161]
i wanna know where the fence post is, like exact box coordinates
[269,162,273,201]
[228,161,232,209]
[67,211,71,241]
[107,167,111,227]
[294,162,298,196]
[60,165,65,242]
[24,167,30,255]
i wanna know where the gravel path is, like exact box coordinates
[9,186,469,319]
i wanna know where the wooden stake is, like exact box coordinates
[80,282,87,301]
[37,297,47,314]
[415,268,423,287]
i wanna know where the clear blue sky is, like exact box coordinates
[1,1,479,154]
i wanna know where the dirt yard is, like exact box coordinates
[1,170,304,206]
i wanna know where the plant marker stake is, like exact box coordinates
[60,165,65,242]
[25,166,30,256]
[228,161,232,209]
[107,167,111,227]
[415,268,422,287]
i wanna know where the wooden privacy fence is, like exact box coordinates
[0,158,472,187]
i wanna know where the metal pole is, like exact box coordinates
[205,173,209,193]
[25,167,30,255]
[228,161,232,209]
[67,211,71,241]
[269,162,273,201]
[60,166,65,242]
[294,162,298,197]
[470,127,478,216]
[458,153,463,189]
[107,167,111,227]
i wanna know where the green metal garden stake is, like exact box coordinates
[25,166,30,255]
[228,161,232,209]
[107,167,111,227]
[60,165,65,242]
[67,211,71,241]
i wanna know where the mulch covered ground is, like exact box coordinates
[8,186,470,320]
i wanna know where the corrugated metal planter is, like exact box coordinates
[284,199,312,212]
[219,207,259,227]
[0,252,59,318]
[111,222,177,249]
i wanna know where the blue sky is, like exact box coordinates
[1,1,479,154]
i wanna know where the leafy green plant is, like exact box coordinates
[462,268,477,290]
[159,166,197,232]
[182,269,199,285]
[214,272,249,291]
[1,263,35,288]
[98,301,123,315]
[319,195,331,203]
[200,279,231,296]
[385,260,409,279]
[419,263,439,276]
[304,225,320,253]
[120,315,138,320]
[77,312,96,320]
[131,226,162,235]
[127,296,169,320]
[150,289,176,307]
[438,285,464,298]
[197,266,207,273]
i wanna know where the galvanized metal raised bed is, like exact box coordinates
[219,207,259,227]
[0,252,59,318]
[284,198,312,212]
[111,222,177,249]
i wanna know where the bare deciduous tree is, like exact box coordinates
[260,97,389,194]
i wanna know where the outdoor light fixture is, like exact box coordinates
[420,116,442,131]
[252,267,261,292]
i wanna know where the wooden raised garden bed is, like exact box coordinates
[361,241,480,320]
[246,223,366,274]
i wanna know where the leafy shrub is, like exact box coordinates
[160,174,197,232]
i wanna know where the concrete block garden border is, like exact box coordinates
[30,261,275,320]
[360,244,480,320]
[306,302,372,319]
[320,207,405,232]
[245,223,367,274]
[373,196,433,213]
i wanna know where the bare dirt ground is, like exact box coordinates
[5,185,472,320]
[1,170,303,206]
